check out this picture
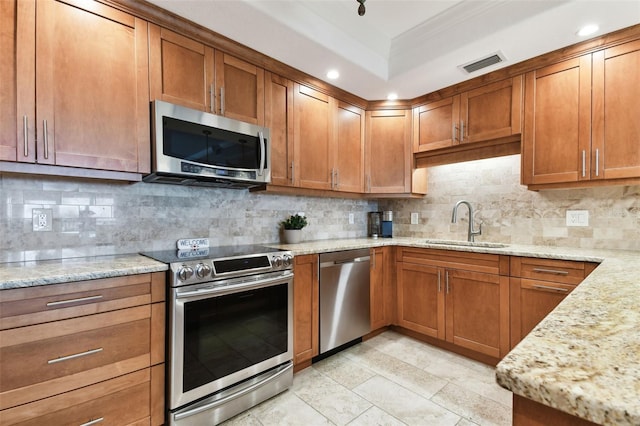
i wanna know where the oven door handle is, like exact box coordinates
[174,362,293,421]
[176,273,291,300]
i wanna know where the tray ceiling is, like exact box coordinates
[147,0,640,100]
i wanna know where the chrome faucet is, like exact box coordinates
[451,200,482,242]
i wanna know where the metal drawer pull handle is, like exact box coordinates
[445,270,450,294]
[437,270,441,293]
[46,295,103,307]
[80,418,104,426]
[532,284,569,293]
[210,84,214,113]
[581,150,586,177]
[532,268,569,276]
[23,116,28,157]
[220,87,225,115]
[48,348,103,364]
[595,149,599,177]
[43,119,49,159]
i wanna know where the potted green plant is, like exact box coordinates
[280,214,308,244]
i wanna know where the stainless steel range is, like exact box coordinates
[142,245,294,426]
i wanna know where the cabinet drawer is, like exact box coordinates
[0,305,157,410]
[510,257,594,284]
[0,272,165,330]
[0,369,152,426]
[399,247,508,275]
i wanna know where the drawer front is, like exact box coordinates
[0,306,153,410]
[511,257,589,284]
[0,369,151,426]
[399,247,505,275]
[0,272,165,330]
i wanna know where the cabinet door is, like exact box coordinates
[592,39,640,180]
[0,0,17,161]
[294,84,334,190]
[522,56,592,185]
[370,247,386,331]
[413,96,460,152]
[149,24,215,112]
[365,109,412,193]
[334,102,365,193]
[460,76,523,144]
[396,262,445,339]
[445,269,509,358]
[510,277,575,348]
[265,72,294,187]
[293,254,319,366]
[215,52,264,125]
[30,0,149,172]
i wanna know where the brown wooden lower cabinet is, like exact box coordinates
[370,246,396,331]
[293,254,319,367]
[510,257,598,347]
[395,247,510,360]
[513,394,599,426]
[0,272,165,425]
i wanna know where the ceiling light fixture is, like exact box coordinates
[356,0,366,16]
[326,69,340,80]
[577,24,599,37]
[387,93,398,101]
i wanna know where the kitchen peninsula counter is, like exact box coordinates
[1,238,638,425]
[272,238,640,426]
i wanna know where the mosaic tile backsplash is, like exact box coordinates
[1,153,639,262]
[381,155,640,251]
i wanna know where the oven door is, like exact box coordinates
[168,270,293,411]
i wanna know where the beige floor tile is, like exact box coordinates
[294,364,372,425]
[312,352,377,389]
[246,390,333,426]
[353,376,461,426]
[431,382,512,426]
[347,406,407,426]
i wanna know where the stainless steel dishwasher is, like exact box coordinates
[319,249,371,354]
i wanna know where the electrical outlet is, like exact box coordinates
[32,208,53,232]
[410,212,419,225]
[348,213,355,224]
[566,210,589,227]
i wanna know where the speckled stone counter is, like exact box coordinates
[0,254,168,290]
[1,238,638,425]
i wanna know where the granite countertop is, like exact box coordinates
[0,254,168,290]
[1,238,638,425]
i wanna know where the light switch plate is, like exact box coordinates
[566,210,589,227]
[410,212,419,225]
[348,213,355,224]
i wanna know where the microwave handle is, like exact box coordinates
[258,131,266,176]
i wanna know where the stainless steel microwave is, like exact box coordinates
[144,100,270,189]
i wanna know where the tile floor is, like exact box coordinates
[223,330,513,426]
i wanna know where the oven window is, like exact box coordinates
[182,283,288,393]
[163,116,265,169]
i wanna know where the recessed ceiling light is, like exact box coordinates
[577,24,599,37]
[387,93,398,101]
[326,69,340,80]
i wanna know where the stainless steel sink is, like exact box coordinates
[424,239,509,249]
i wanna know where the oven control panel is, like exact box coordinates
[170,250,294,285]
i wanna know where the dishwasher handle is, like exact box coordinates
[320,256,370,268]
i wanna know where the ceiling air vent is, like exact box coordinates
[459,51,506,74]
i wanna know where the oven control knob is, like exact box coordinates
[282,254,293,267]
[273,256,283,268]
[178,266,194,281]
[196,263,212,278]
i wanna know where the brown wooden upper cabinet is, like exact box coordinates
[413,76,523,153]
[522,39,640,187]
[4,0,150,174]
[149,25,265,125]
[366,110,427,195]
[281,83,364,192]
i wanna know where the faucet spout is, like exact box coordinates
[451,200,482,242]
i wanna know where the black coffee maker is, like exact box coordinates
[368,212,382,238]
